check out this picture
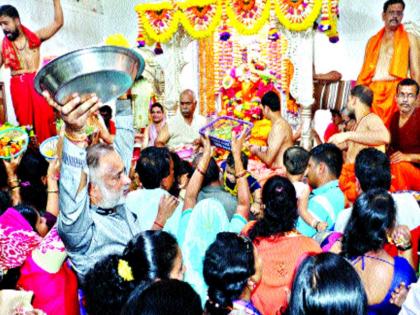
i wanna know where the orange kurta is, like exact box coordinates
[357,25,410,128]
[242,223,321,315]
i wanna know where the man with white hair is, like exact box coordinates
[43,92,178,282]
[156,89,206,149]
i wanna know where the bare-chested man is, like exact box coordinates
[329,85,390,204]
[0,1,63,142]
[249,91,293,169]
[357,0,420,128]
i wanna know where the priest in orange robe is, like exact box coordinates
[357,0,419,128]
[388,79,420,192]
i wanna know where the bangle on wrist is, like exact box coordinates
[235,170,248,179]
[47,190,59,194]
[153,221,164,229]
[196,165,206,176]
[10,185,20,190]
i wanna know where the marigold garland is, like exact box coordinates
[274,0,322,31]
[198,36,216,115]
[179,0,222,39]
[226,0,271,35]
[135,0,335,43]
[135,2,180,43]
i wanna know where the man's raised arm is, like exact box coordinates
[42,92,100,250]
[36,0,63,42]
[330,115,390,146]
[113,97,134,176]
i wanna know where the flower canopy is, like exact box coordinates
[135,0,339,43]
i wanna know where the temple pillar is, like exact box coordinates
[300,105,313,150]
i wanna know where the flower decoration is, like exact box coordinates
[137,33,146,48]
[318,0,339,43]
[135,1,180,43]
[219,62,277,122]
[226,0,271,35]
[274,0,322,31]
[268,27,279,41]
[179,0,222,39]
[154,42,164,54]
[117,259,134,282]
[104,34,131,48]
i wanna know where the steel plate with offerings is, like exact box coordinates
[199,116,253,151]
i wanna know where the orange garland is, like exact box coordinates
[198,36,217,115]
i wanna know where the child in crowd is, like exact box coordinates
[283,147,328,232]
[220,151,262,218]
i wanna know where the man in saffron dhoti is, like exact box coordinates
[0,1,63,143]
[357,0,419,128]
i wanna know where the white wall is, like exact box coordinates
[314,0,420,80]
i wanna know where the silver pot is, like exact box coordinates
[35,45,145,105]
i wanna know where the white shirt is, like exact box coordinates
[334,192,420,232]
[167,113,207,148]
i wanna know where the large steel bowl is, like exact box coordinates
[35,46,145,105]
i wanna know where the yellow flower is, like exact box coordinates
[118,259,134,282]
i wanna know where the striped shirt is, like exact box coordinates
[296,180,345,237]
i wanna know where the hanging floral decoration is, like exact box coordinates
[226,0,271,35]
[198,36,217,115]
[135,0,338,43]
[135,2,180,44]
[179,0,223,39]
[318,0,339,42]
[274,0,322,31]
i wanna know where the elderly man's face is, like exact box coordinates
[95,151,131,208]
[396,84,418,116]
[383,3,404,31]
[0,15,20,41]
[179,92,196,119]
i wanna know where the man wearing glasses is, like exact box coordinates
[388,78,420,191]
[357,0,419,128]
